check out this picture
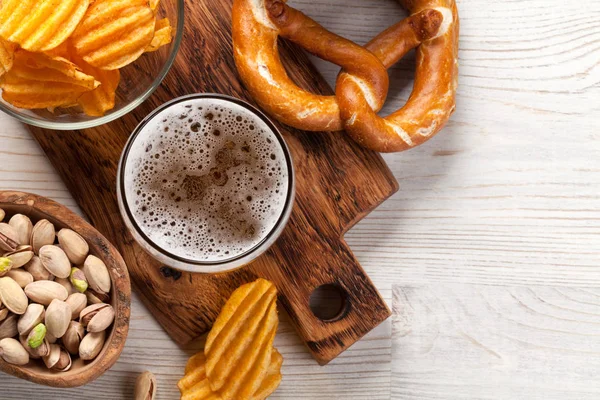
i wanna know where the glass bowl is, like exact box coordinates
[0,0,184,131]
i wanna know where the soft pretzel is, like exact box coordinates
[232,0,459,153]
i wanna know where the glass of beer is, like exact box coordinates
[117,94,295,273]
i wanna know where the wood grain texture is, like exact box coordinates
[26,0,397,365]
[0,0,598,398]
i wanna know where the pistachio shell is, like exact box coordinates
[0,209,4,222]
[135,371,157,400]
[0,337,29,365]
[6,249,34,269]
[24,280,69,306]
[55,278,74,296]
[45,299,71,338]
[0,314,18,339]
[18,303,45,335]
[0,277,28,314]
[79,330,106,361]
[8,214,33,245]
[19,334,50,358]
[65,293,87,320]
[87,304,115,333]
[0,305,7,322]
[31,219,56,254]
[46,331,58,344]
[57,229,89,265]
[0,223,19,244]
[54,348,72,371]
[83,255,111,294]
[6,269,34,288]
[39,245,71,279]
[42,343,61,369]
[80,303,108,326]
[24,256,54,281]
[0,231,18,253]
[63,321,84,355]
[0,257,12,277]
[85,289,109,304]
[27,323,47,349]
[70,267,88,293]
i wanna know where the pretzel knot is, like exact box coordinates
[232,0,459,153]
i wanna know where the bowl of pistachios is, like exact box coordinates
[0,191,130,387]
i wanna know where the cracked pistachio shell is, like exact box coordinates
[0,314,18,339]
[27,323,47,349]
[0,337,29,365]
[19,334,45,358]
[6,269,33,288]
[24,256,54,281]
[9,214,33,246]
[82,255,111,294]
[0,223,19,244]
[0,231,18,253]
[24,280,68,306]
[39,245,71,279]
[42,343,61,369]
[54,348,72,371]
[65,293,87,320]
[18,303,45,336]
[0,277,28,314]
[0,305,8,322]
[63,321,84,355]
[45,299,71,338]
[85,289,109,305]
[87,304,115,333]
[70,267,88,293]
[5,247,34,269]
[0,257,12,277]
[135,371,157,400]
[31,219,55,254]
[79,330,106,361]
[57,229,89,265]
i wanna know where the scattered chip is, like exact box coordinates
[0,50,99,109]
[75,55,120,116]
[0,0,90,52]
[0,37,16,77]
[71,0,156,70]
[205,278,279,400]
[145,18,173,53]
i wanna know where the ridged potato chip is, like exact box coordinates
[75,56,120,116]
[178,349,283,400]
[205,278,279,400]
[71,0,156,70]
[0,50,99,109]
[145,18,172,53]
[0,0,90,52]
[0,37,16,77]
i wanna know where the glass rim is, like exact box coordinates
[117,93,296,273]
[0,0,185,131]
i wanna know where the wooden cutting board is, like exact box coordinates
[27,0,398,364]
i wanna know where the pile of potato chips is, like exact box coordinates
[178,279,284,400]
[0,0,173,116]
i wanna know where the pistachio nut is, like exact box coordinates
[19,334,48,358]
[83,255,111,294]
[0,231,18,253]
[45,299,71,338]
[57,229,89,265]
[0,257,12,277]
[55,278,74,296]
[63,321,85,355]
[31,219,56,254]
[85,289,110,304]
[0,314,18,339]
[39,245,71,279]
[54,347,72,371]
[27,323,47,349]
[0,277,28,315]
[24,280,69,306]
[80,303,110,326]
[135,371,157,400]
[18,303,45,336]
[0,223,19,244]
[0,208,4,222]
[70,267,88,293]
[6,269,33,288]
[79,330,106,361]
[0,337,29,365]
[8,214,33,246]
[65,293,87,320]
[42,343,61,369]
[0,304,7,323]
[5,246,34,269]
[87,304,115,333]
[24,256,54,281]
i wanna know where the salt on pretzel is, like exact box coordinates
[232,0,459,153]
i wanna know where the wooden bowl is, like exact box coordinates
[0,191,131,387]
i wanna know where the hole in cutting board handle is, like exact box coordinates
[309,284,349,321]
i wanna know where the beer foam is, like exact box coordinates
[123,98,290,262]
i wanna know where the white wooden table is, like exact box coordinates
[1,0,599,398]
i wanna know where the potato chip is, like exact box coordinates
[0,37,16,76]
[178,349,283,400]
[0,0,90,52]
[0,50,99,109]
[75,56,120,116]
[145,18,172,53]
[71,0,156,70]
[205,278,279,400]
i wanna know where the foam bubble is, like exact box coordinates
[123,98,290,262]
